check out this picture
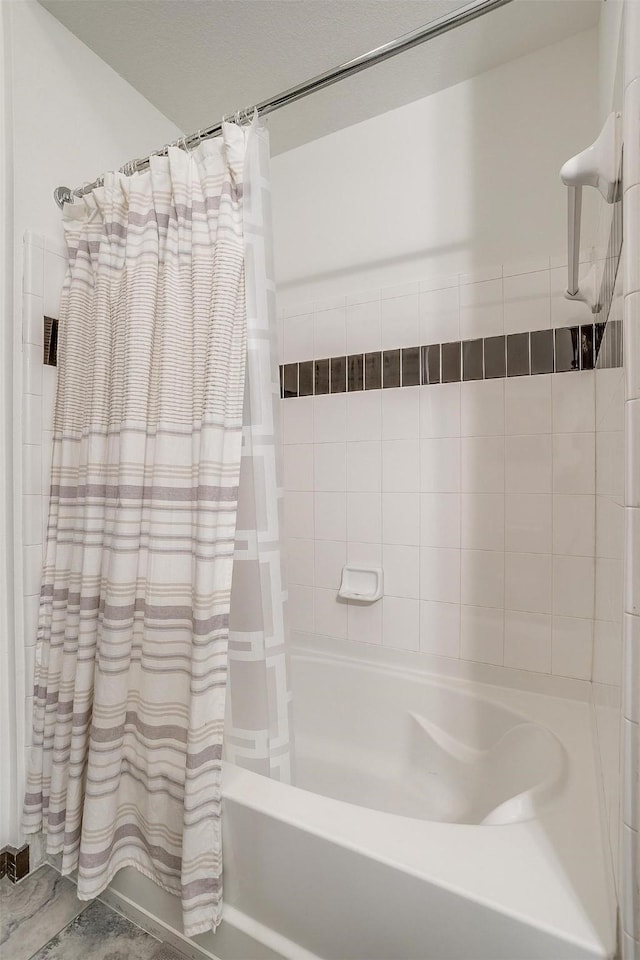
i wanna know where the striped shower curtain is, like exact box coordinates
[23,118,290,937]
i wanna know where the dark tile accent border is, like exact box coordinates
[44,316,58,366]
[279,321,616,398]
[2,843,29,883]
[441,342,461,383]
[383,349,400,388]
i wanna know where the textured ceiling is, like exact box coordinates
[39,0,601,154]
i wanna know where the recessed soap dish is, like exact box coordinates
[338,565,383,603]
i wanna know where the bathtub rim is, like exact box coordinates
[221,636,617,960]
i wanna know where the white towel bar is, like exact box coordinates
[560,112,621,310]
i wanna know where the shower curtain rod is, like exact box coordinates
[54,0,512,208]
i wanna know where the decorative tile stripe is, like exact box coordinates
[279,321,622,398]
[43,317,58,367]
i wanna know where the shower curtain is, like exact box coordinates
[23,118,290,938]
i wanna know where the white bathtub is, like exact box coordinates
[105,637,617,960]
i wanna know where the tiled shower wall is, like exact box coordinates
[281,257,625,684]
[20,231,65,782]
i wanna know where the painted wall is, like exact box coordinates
[271,28,600,307]
[1,0,181,848]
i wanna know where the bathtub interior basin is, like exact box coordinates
[292,659,566,825]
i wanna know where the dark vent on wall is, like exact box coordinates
[43,317,58,366]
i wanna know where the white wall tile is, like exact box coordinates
[461,549,504,609]
[420,438,461,493]
[382,386,420,439]
[552,371,595,434]
[626,293,640,401]
[596,368,625,432]
[314,306,346,358]
[419,286,460,343]
[313,394,346,444]
[596,557,624,622]
[23,294,44,348]
[288,584,315,632]
[347,541,382,566]
[347,441,381,492]
[381,293,419,349]
[347,390,381,441]
[22,444,42,496]
[504,610,552,672]
[382,492,420,546]
[459,279,503,339]
[626,507,640,617]
[315,539,347,589]
[384,544,419,599]
[315,587,347,638]
[626,184,640,295]
[347,492,382,544]
[593,619,622,686]
[552,555,595,619]
[624,719,639,830]
[625,614,640,722]
[505,552,552,614]
[23,697,33,748]
[314,492,346,541]
[23,594,40,649]
[283,396,313,445]
[23,242,44,297]
[23,543,43,597]
[383,597,420,651]
[461,493,504,551]
[503,270,550,334]
[287,538,314,586]
[553,433,596,495]
[505,493,552,554]
[597,430,625,499]
[461,436,505,493]
[284,443,314,491]
[314,442,346,491]
[24,644,36,698]
[597,496,625,560]
[23,343,43,397]
[460,605,504,665]
[506,435,552,493]
[551,616,593,679]
[420,492,460,548]
[419,382,461,438]
[419,601,460,658]
[22,496,42,548]
[347,600,382,645]
[505,375,552,435]
[283,312,314,362]
[628,401,640,507]
[461,379,504,437]
[420,547,461,603]
[382,439,420,492]
[346,300,381,354]
[553,495,595,556]
[23,394,42,445]
[43,251,66,318]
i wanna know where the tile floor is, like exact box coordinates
[0,864,186,960]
